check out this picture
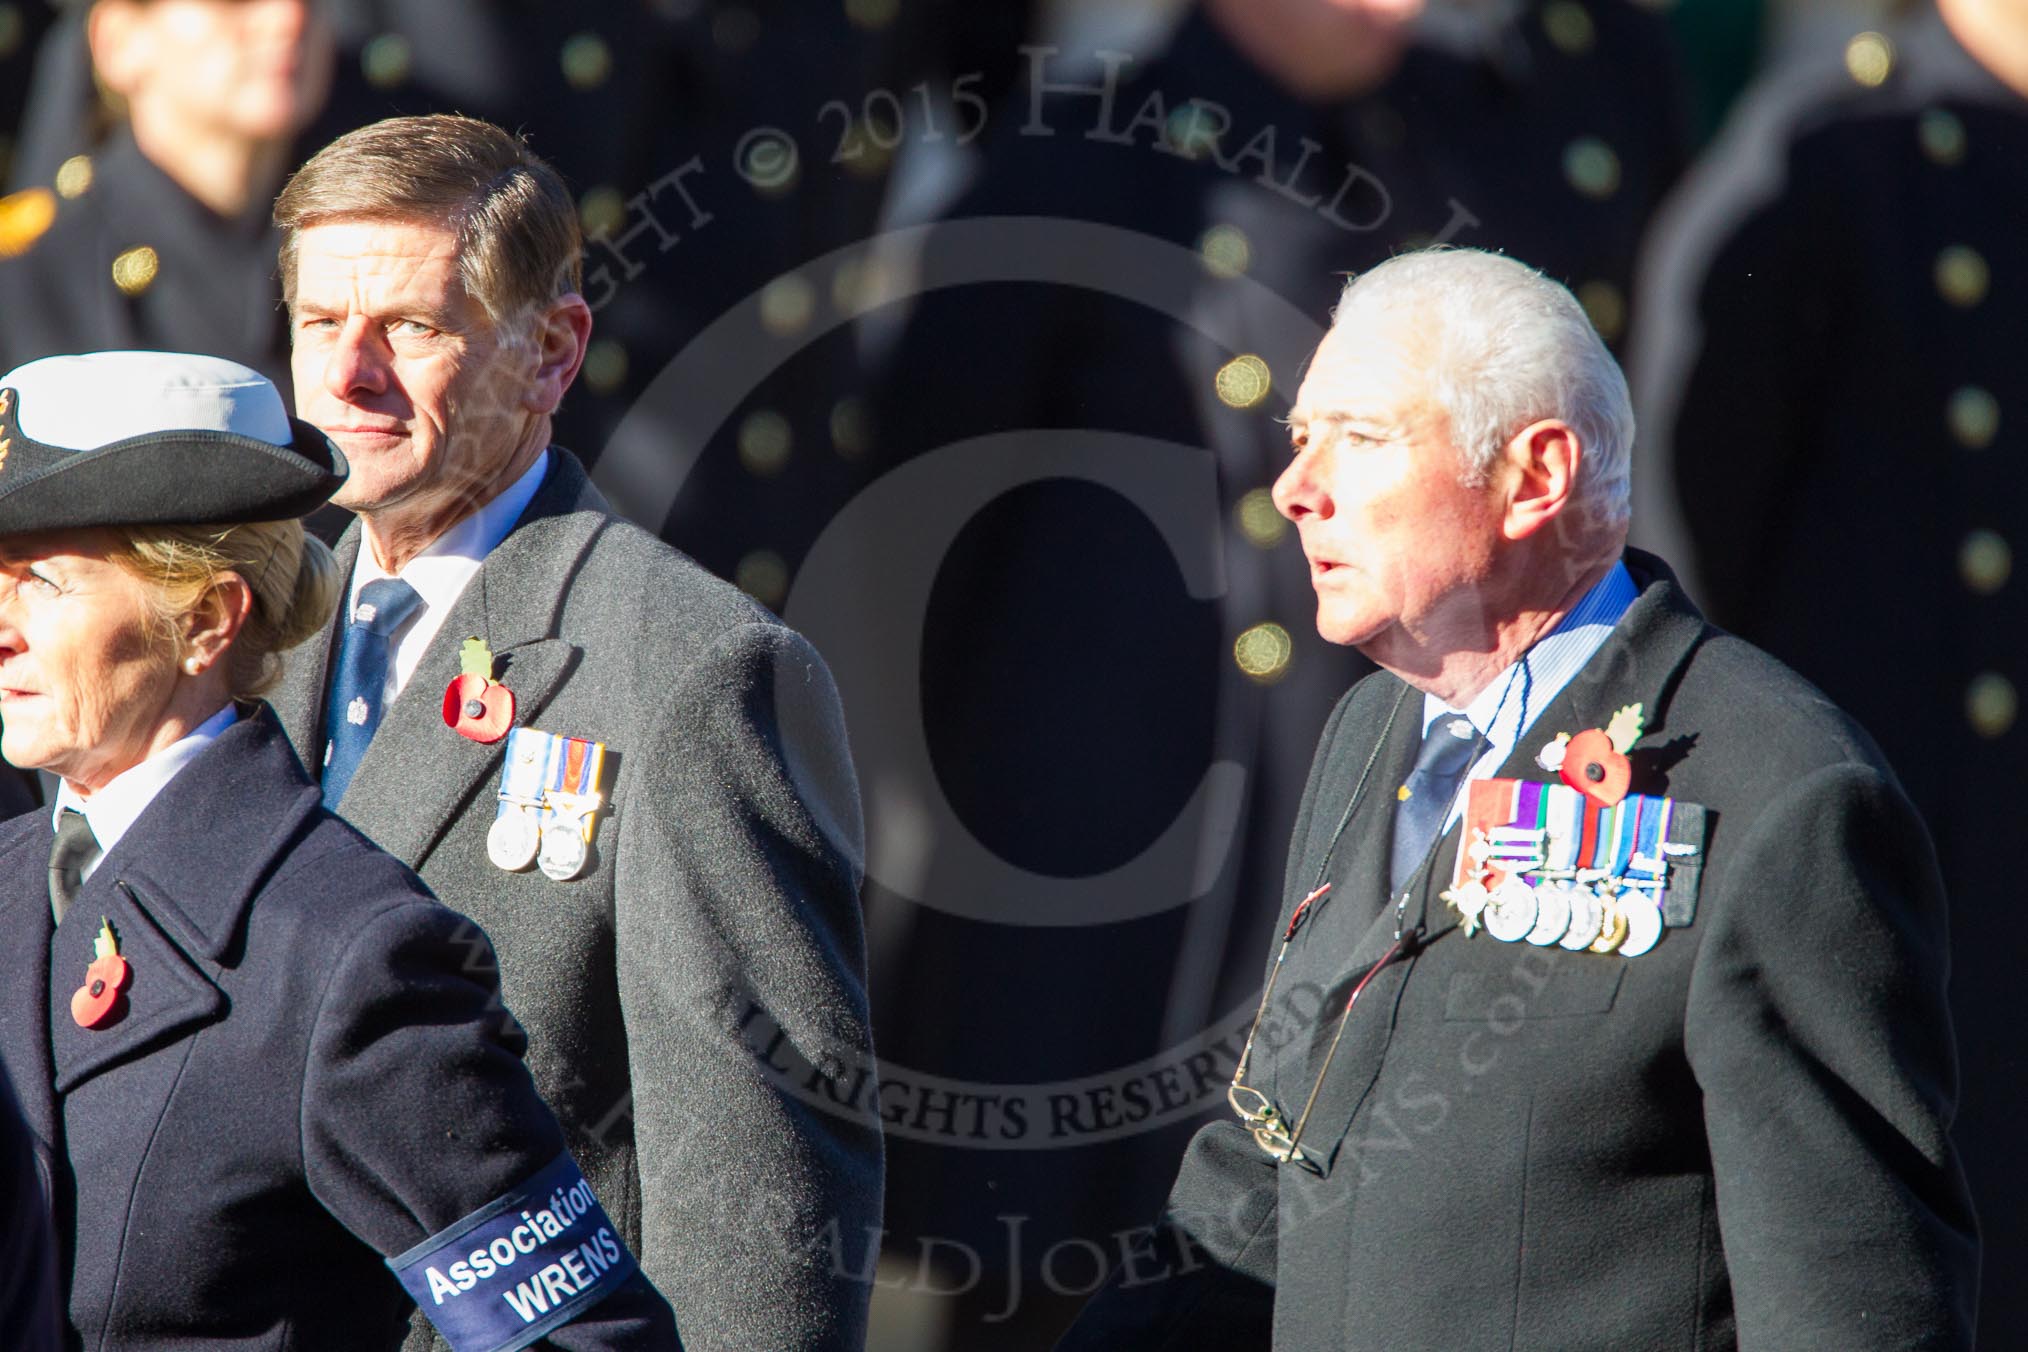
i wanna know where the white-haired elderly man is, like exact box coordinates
[1059,248,1978,1350]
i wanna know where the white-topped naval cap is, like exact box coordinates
[0,350,294,451]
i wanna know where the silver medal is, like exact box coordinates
[538,823,589,881]
[1615,889,1664,958]
[1524,881,1573,946]
[1482,877,1539,943]
[487,807,539,872]
[1560,886,1605,950]
[1446,881,1491,935]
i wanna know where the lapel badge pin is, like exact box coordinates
[443,637,515,744]
[71,917,131,1030]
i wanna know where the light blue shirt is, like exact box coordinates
[1421,562,1640,831]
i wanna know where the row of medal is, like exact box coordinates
[1443,779,1692,960]
[485,727,607,881]
[1449,875,1662,956]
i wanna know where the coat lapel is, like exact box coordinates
[332,453,608,869]
[1261,682,1416,1108]
[0,824,58,1149]
[47,880,225,1095]
[1325,691,1428,977]
[48,709,320,1096]
[271,528,356,756]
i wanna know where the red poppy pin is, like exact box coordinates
[1538,703,1645,808]
[443,637,515,743]
[71,918,131,1030]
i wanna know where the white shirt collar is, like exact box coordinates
[344,449,549,706]
[53,703,237,876]
[349,449,550,613]
[1420,562,1640,828]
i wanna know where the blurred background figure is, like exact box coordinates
[0,0,334,389]
[292,0,904,597]
[1630,0,2025,1340]
[830,0,1691,1343]
[0,1,58,186]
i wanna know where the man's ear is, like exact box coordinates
[523,293,593,416]
[182,573,253,676]
[1500,419,1581,541]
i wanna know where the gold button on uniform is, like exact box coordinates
[561,33,612,90]
[1577,279,1626,344]
[1198,225,1250,280]
[1234,488,1287,549]
[1234,623,1293,683]
[1966,673,2017,738]
[1166,104,1221,160]
[362,32,412,88]
[579,186,625,238]
[759,275,816,337]
[1542,1,1596,55]
[111,246,158,296]
[582,339,628,395]
[1918,109,1967,166]
[735,550,790,608]
[1934,245,1989,308]
[54,154,92,200]
[1845,32,1894,88]
[830,398,870,459]
[1946,386,2000,449]
[738,410,792,475]
[845,0,898,29]
[1959,530,2011,595]
[1215,355,1272,410]
[1563,137,1621,200]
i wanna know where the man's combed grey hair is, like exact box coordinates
[1334,248,1635,531]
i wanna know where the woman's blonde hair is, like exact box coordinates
[105,519,342,700]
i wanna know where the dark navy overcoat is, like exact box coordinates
[0,707,677,1350]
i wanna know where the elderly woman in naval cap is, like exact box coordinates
[0,353,677,1351]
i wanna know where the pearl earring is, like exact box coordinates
[183,658,201,675]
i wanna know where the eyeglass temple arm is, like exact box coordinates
[1282,933,1410,1161]
[1230,883,1332,1086]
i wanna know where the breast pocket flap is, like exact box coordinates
[1443,964,1625,1021]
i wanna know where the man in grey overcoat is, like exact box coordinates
[1060,248,1979,1349]
[268,114,881,1351]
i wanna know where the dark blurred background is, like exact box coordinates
[5,1,2023,1347]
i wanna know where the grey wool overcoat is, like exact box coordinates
[273,450,882,1351]
[1060,551,1979,1351]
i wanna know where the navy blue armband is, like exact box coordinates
[387,1153,640,1352]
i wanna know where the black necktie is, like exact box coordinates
[1388,714,1483,894]
[48,808,100,925]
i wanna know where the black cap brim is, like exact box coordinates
[0,389,348,538]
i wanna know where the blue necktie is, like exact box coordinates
[321,578,423,809]
[1388,713,1484,893]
